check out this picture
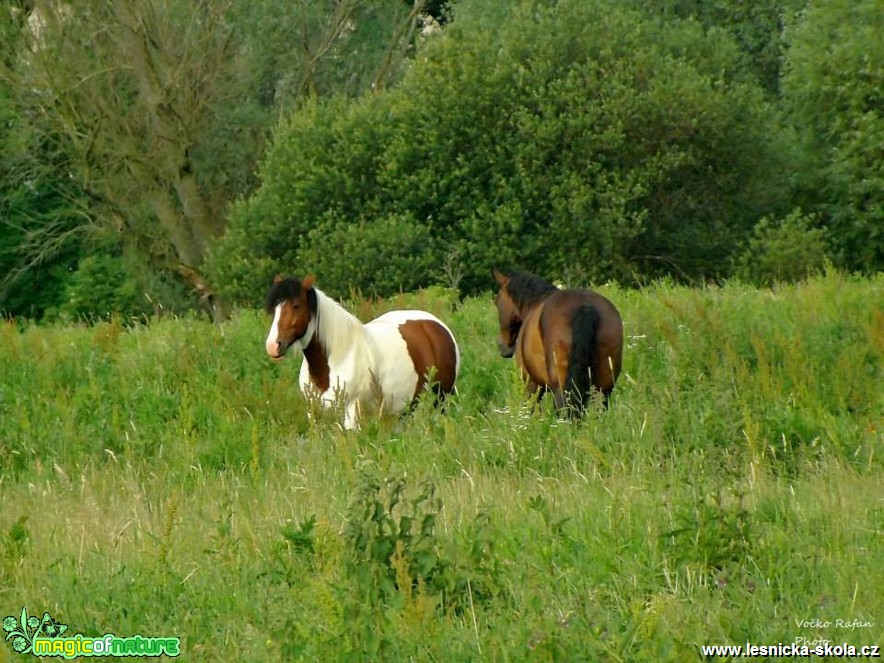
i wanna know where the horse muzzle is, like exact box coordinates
[498,341,515,358]
[266,339,290,360]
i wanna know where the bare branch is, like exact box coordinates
[372,0,425,91]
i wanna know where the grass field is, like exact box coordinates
[1,272,881,661]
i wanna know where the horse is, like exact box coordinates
[264,275,460,430]
[492,268,623,415]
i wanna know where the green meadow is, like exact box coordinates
[1,273,881,661]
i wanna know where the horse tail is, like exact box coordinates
[566,305,601,415]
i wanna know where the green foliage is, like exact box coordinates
[50,255,142,322]
[46,252,191,323]
[0,79,191,323]
[211,0,788,300]
[735,209,829,285]
[303,213,438,299]
[628,0,808,93]
[3,0,881,321]
[342,476,445,615]
[341,474,497,616]
[0,2,29,67]
[206,94,401,304]
[0,81,87,319]
[280,515,317,557]
[2,0,437,318]
[197,0,431,202]
[3,515,29,562]
[663,487,753,572]
[781,0,884,272]
[227,0,431,105]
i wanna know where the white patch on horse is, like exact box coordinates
[285,291,459,430]
[363,312,419,414]
[265,304,283,357]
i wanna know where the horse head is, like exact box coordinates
[265,274,317,360]
[492,268,522,358]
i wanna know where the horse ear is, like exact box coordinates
[301,274,316,290]
[491,268,509,286]
[273,274,284,285]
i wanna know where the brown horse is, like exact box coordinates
[492,268,623,414]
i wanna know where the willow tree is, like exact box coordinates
[3,0,435,318]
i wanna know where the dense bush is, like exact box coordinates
[206,95,400,301]
[304,213,439,297]
[734,209,829,286]
[628,0,807,94]
[208,0,788,303]
[781,0,883,272]
[47,252,192,323]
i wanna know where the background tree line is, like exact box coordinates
[0,0,880,319]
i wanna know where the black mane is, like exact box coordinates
[504,270,558,306]
[265,277,316,313]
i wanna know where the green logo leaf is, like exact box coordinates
[3,607,67,656]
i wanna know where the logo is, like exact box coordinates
[3,607,180,658]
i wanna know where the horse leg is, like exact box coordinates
[600,386,613,410]
[524,381,548,410]
[546,385,585,419]
[549,385,566,411]
[545,345,572,414]
[343,399,361,430]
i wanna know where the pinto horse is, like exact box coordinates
[492,268,623,414]
[265,275,460,430]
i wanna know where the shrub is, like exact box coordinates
[48,251,191,322]
[734,209,829,285]
[341,474,501,624]
[781,0,884,272]
[209,0,785,300]
[301,212,440,299]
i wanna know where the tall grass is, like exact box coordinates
[0,272,881,660]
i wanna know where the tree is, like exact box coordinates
[3,1,237,316]
[0,2,87,317]
[781,0,883,272]
[1,0,437,319]
[0,87,86,318]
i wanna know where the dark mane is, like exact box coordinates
[265,277,316,313]
[505,270,557,306]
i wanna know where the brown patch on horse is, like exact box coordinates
[397,319,458,397]
[514,302,551,386]
[540,302,574,395]
[493,276,521,357]
[302,335,330,392]
[279,300,309,346]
